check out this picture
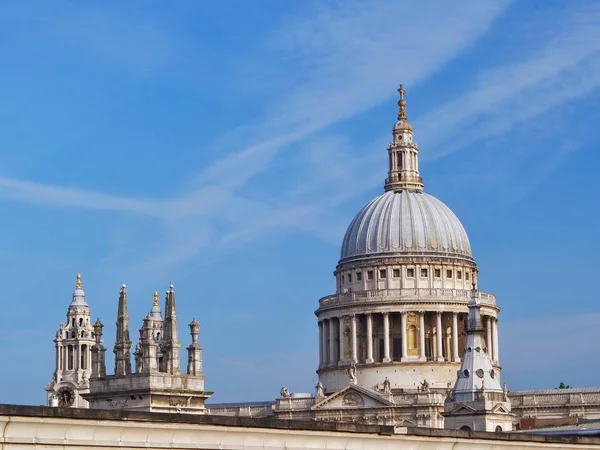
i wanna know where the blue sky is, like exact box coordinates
[1,0,599,405]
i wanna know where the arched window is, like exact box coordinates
[460,425,471,432]
[78,318,83,326]
[495,425,503,432]
[68,345,74,370]
[72,318,75,327]
[407,325,418,350]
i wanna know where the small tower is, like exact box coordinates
[384,85,424,193]
[187,318,203,376]
[113,284,132,376]
[46,274,96,407]
[443,271,513,432]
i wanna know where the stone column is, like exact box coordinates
[383,312,391,362]
[436,312,444,362]
[351,315,357,363]
[328,319,335,366]
[400,312,408,361]
[486,316,493,354]
[338,317,345,366]
[452,313,460,362]
[366,314,374,363]
[318,321,324,367]
[492,317,500,364]
[419,312,426,361]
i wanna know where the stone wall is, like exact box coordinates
[1,404,600,450]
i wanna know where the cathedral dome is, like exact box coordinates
[340,190,471,262]
[339,85,472,265]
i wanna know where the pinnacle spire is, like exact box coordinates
[75,273,82,290]
[153,291,159,307]
[113,284,132,376]
[161,282,180,374]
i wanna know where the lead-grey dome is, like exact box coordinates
[340,190,472,262]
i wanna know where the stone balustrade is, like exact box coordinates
[318,288,496,309]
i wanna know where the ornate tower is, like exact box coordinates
[314,86,501,426]
[443,272,513,432]
[84,282,212,414]
[46,274,96,408]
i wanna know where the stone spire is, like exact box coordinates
[186,318,203,376]
[113,284,132,376]
[90,319,106,378]
[384,85,424,193]
[161,282,181,374]
[443,270,513,432]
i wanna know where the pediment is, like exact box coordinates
[491,403,510,414]
[312,385,393,410]
[448,403,477,415]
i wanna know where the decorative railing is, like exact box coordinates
[318,288,496,308]
[275,397,317,410]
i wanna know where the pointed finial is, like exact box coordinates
[397,84,407,121]
[75,273,82,290]
[169,281,174,290]
[153,291,159,307]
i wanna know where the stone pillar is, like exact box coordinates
[383,312,391,362]
[452,312,460,362]
[419,312,426,361]
[436,312,444,362]
[400,312,408,361]
[492,317,499,364]
[351,315,358,363]
[328,319,335,366]
[318,321,323,367]
[366,314,374,363]
[486,316,493,354]
[338,317,345,365]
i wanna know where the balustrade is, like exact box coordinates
[318,288,496,308]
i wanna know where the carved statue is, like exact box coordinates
[280,386,291,398]
[316,380,325,397]
[420,379,430,392]
[347,363,357,384]
[382,377,391,394]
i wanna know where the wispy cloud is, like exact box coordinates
[0,1,512,275]
[418,3,600,161]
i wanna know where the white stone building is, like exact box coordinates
[46,278,211,414]
[46,274,95,408]
[44,85,600,431]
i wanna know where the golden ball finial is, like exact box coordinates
[153,291,159,307]
[397,84,407,121]
[75,273,82,290]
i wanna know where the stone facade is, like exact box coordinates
[2,405,600,449]
[47,278,211,414]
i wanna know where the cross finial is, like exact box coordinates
[75,273,82,290]
[397,84,407,120]
[153,291,159,307]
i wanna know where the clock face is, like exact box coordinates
[57,386,75,407]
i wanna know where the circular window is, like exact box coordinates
[475,347,481,352]
[476,369,484,378]
[463,369,470,378]
[490,369,496,378]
